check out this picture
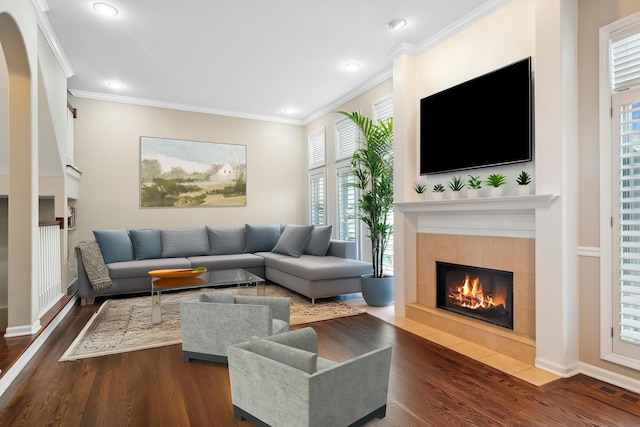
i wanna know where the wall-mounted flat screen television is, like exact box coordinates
[419,57,533,175]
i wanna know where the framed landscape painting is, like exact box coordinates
[140,136,247,208]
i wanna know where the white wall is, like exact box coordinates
[72,97,306,242]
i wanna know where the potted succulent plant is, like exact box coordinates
[448,176,464,199]
[432,183,445,200]
[414,180,428,200]
[485,173,507,197]
[516,170,532,196]
[467,175,482,199]
[338,110,394,307]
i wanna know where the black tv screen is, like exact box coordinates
[419,57,533,175]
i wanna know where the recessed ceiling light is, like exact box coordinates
[344,62,361,72]
[388,18,407,30]
[283,108,296,114]
[94,3,119,16]
[106,81,125,89]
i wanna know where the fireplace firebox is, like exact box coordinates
[436,261,514,330]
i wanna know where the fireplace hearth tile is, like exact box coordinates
[449,341,497,360]
[511,367,560,386]
[479,353,532,374]
[426,332,467,347]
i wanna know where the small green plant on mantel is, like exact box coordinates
[485,173,507,187]
[448,176,465,192]
[467,175,482,189]
[516,170,532,185]
[432,183,445,192]
[414,180,427,194]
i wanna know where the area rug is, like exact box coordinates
[59,284,364,361]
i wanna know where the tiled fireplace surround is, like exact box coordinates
[399,195,557,366]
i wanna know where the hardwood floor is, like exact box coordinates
[1,301,640,426]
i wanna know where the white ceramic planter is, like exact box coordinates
[450,191,461,200]
[489,187,503,197]
[432,192,445,201]
[517,185,531,196]
[467,188,480,199]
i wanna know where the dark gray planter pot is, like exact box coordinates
[361,274,394,307]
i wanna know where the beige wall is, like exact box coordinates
[71,97,306,242]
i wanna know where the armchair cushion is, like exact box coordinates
[250,339,317,374]
[199,292,235,304]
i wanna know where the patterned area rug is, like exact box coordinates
[59,284,364,361]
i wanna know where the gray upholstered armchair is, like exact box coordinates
[180,292,290,364]
[227,327,392,427]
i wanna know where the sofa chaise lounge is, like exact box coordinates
[76,224,372,305]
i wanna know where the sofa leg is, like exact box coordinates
[81,297,95,306]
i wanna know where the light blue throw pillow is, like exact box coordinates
[272,224,314,258]
[160,227,209,258]
[304,225,333,256]
[129,229,162,260]
[244,224,281,253]
[93,229,134,264]
[207,226,245,255]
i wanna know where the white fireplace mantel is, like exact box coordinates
[395,194,559,238]
[395,194,558,214]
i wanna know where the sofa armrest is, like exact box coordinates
[234,296,290,324]
[326,240,357,260]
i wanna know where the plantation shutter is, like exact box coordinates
[612,89,640,359]
[308,128,326,169]
[612,32,640,93]
[373,94,393,123]
[309,171,326,226]
[337,167,358,246]
[335,116,358,161]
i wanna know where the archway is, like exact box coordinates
[0,11,38,336]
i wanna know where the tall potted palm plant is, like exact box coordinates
[338,110,394,306]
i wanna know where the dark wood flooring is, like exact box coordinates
[1,299,640,426]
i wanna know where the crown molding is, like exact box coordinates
[32,0,74,78]
[69,90,304,125]
[391,0,514,59]
[302,67,393,125]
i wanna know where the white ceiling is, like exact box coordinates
[40,0,501,125]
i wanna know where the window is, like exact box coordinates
[308,128,326,169]
[334,115,358,161]
[309,170,326,226]
[601,19,640,369]
[337,166,358,246]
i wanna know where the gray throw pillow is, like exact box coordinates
[207,226,245,255]
[93,229,134,264]
[250,339,317,374]
[129,229,162,260]
[199,292,235,303]
[244,224,281,252]
[304,225,333,256]
[160,227,209,258]
[272,224,314,258]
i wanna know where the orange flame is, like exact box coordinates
[448,274,504,310]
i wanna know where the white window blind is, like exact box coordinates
[308,128,326,169]
[335,116,358,161]
[309,171,326,226]
[373,94,393,123]
[337,167,358,245]
[615,97,640,351]
[612,32,640,92]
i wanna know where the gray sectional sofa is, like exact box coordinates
[76,224,372,305]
